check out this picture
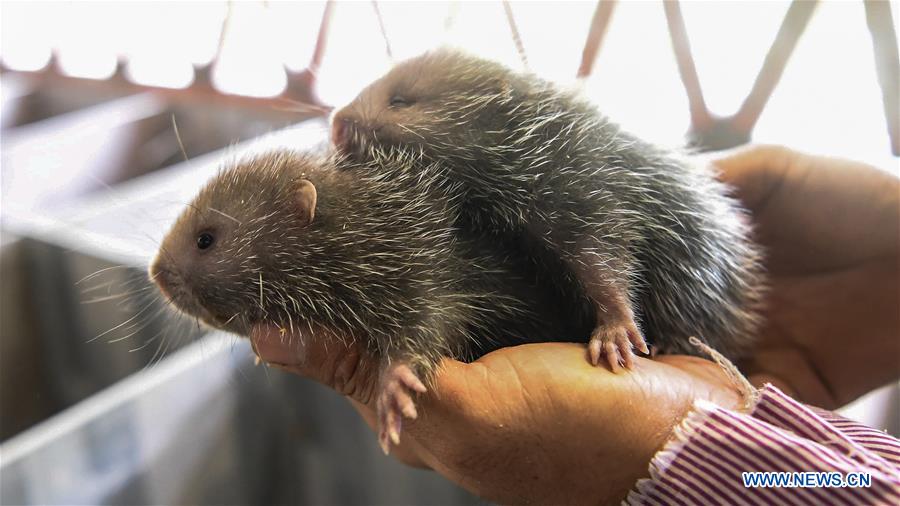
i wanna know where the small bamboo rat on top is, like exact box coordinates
[332,48,765,369]
[150,150,591,452]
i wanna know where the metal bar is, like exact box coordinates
[281,1,336,112]
[576,0,617,79]
[193,1,233,88]
[664,0,711,129]
[215,2,234,64]
[444,1,460,32]
[308,0,336,75]
[502,0,529,69]
[372,1,394,62]
[864,0,900,155]
[4,69,315,121]
[733,0,818,133]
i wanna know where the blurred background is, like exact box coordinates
[0,1,898,505]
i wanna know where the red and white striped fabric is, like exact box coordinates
[628,384,900,505]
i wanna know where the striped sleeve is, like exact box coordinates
[809,405,900,468]
[626,384,900,505]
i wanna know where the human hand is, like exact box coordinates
[253,327,742,505]
[251,144,899,504]
[712,145,900,409]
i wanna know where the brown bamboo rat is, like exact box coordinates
[331,48,765,370]
[150,149,593,453]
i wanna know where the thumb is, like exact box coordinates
[708,144,795,211]
[250,324,380,406]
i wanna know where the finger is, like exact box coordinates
[252,324,380,406]
[709,144,794,210]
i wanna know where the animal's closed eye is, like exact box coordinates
[389,95,414,108]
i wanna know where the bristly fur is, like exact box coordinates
[334,48,766,359]
[151,150,591,385]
